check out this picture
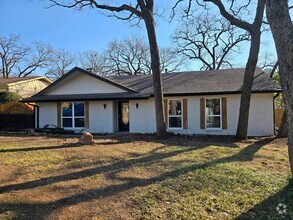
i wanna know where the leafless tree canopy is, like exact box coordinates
[45,49,77,80]
[257,52,277,70]
[106,36,149,75]
[159,47,186,73]
[79,51,110,76]
[0,34,52,78]
[173,11,250,70]
[79,36,186,76]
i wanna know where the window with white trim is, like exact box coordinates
[205,98,221,129]
[168,99,182,129]
[61,102,85,128]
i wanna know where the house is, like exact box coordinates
[0,76,52,98]
[0,76,52,130]
[22,67,281,136]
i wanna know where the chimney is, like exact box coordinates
[86,67,93,73]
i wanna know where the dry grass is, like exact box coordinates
[0,134,291,220]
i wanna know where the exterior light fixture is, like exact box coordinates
[103,104,107,109]
[136,103,139,109]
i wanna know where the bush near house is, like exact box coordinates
[0,92,22,104]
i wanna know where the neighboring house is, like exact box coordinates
[23,67,281,136]
[0,76,52,98]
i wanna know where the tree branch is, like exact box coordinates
[49,0,142,17]
[203,0,252,32]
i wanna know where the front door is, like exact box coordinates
[118,101,129,131]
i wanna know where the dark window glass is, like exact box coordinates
[62,102,72,116]
[75,118,85,127]
[74,103,84,116]
[206,116,221,128]
[63,118,72,127]
[62,102,85,128]
[169,100,182,116]
[205,99,221,116]
[169,117,182,128]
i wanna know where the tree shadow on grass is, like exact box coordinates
[236,179,293,220]
[0,142,84,153]
[0,134,238,153]
[0,137,276,220]
[0,143,208,193]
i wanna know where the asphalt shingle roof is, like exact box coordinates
[22,67,281,102]
[108,68,280,95]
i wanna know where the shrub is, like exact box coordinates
[0,92,22,104]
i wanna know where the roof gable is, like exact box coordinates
[37,67,136,96]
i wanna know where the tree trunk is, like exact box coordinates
[267,0,293,176]
[236,31,261,139]
[277,110,288,138]
[143,11,166,137]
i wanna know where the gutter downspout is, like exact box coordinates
[27,103,39,129]
[273,92,280,135]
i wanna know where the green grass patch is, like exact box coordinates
[3,151,64,166]
[132,163,291,219]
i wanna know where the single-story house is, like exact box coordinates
[0,76,52,98]
[23,67,281,136]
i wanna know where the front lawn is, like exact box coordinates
[0,134,291,219]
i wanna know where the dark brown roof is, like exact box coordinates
[22,67,281,102]
[108,68,281,95]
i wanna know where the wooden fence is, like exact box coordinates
[0,101,33,114]
[275,108,285,129]
[0,101,34,130]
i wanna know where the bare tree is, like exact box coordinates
[101,36,185,75]
[266,0,293,176]
[257,52,277,70]
[0,34,52,78]
[45,49,76,80]
[106,36,149,75]
[173,10,250,70]
[49,0,167,136]
[158,47,186,73]
[79,50,110,76]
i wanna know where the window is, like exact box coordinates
[168,99,182,129]
[61,102,85,128]
[205,98,221,129]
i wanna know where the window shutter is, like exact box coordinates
[221,97,227,129]
[200,98,205,129]
[85,101,89,129]
[164,99,168,128]
[183,99,188,129]
[57,102,61,127]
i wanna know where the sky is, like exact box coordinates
[0,0,277,75]
[0,0,175,53]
